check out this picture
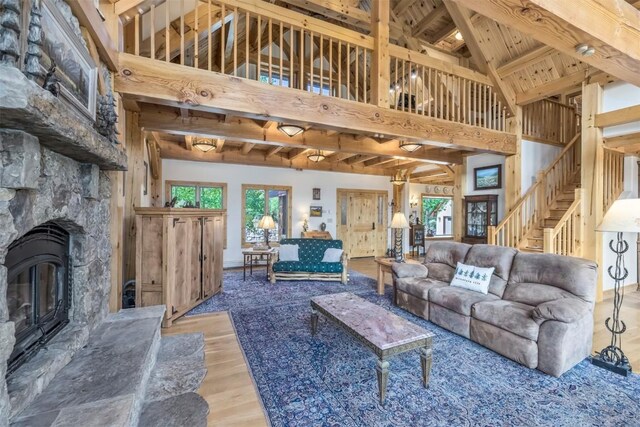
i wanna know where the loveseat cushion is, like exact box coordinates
[423,242,471,282]
[504,252,597,305]
[279,238,343,263]
[463,244,517,297]
[472,300,539,341]
[392,262,429,279]
[429,286,499,316]
[272,261,343,274]
[395,277,447,300]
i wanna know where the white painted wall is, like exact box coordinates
[465,154,506,221]
[521,140,562,194]
[601,82,640,290]
[161,159,395,267]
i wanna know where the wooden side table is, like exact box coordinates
[374,257,421,296]
[242,248,276,280]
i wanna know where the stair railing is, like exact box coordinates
[488,132,581,248]
[543,189,583,257]
[522,99,580,146]
[603,148,625,214]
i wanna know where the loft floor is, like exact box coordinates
[168,258,640,425]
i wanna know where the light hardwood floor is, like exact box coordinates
[166,258,640,426]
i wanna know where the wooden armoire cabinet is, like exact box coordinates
[135,208,225,327]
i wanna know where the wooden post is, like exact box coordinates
[371,0,389,108]
[543,228,554,253]
[581,82,605,302]
[453,158,467,242]
[505,106,522,212]
[487,225,496,245]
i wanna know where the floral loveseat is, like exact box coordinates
[269,238,348,284]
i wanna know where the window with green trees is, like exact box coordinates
[242,185,291,245]
[166,181,226,209]
[421,196,453,237]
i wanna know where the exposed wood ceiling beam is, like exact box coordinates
[604,131,640,149]
[450,0,640,87]
[595,105,640,128]
[345,154,378,165]
[410,168,449,179]
[326,152,358,162]
[425,21,456,45]
[211,138,223,153]
[277,0,371,31]
[412,4,449,36]
[184,135,193,150]
[265,145,284,157]
[138,105,464,164]
[157,140,391,176]
[445,1,516,115]
[147,132,161,179]
[241,142,255,154]
[496,45,555,77]
[287,148,310,160]
[517,70,614,104]
[394,0,417,16]
[117,53,517,155]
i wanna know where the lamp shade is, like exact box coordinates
[390,212,410,229]
[596,198,640,232]
[258,215,276,230]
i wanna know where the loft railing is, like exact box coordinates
[543,189,583,257]
[488,132,581,248]
[522,99,580,146]
[603,148,625,213]
[122,0,504,129]
[389,46,507,131]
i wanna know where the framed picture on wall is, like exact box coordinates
[310,206,322,217]
[474,164,502,190]
[312,188,321,200]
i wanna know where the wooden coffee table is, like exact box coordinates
[310,292,433,404]
[374,257,421,295]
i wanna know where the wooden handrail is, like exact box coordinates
[543,189,583,257]
[489,133,581,248]
[523,99,580,146]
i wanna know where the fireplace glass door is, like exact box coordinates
[5,223,70,374]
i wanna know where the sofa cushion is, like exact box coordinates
[278,244,299,261]
[395,277,447,300]
[472,300,539,341]
[532,298,592,324]
[423,242,471,282]
[392,262,428,279]
[272,261,343,273]
[279,238,343,263]
[321,248,343,263]
[505,252,597,304]
[429,286,499,316]
[464,244,517,297]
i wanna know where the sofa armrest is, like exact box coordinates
[533,298,592,324]
[391,262,429,279]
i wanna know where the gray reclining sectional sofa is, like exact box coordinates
[392,242,598,377]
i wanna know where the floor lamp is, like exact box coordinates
[591,198,640,376]
[390,212,410,263]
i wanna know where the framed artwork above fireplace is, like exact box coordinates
[40,0,98,120]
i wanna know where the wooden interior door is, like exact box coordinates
[166,216,200,315]
[338,190,388,258]
[202,215,224,298]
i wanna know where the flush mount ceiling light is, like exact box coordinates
[399,141,422,152]
[307,150,326,162]
[575,43,596,57]
[454,31,463,41]
[192,137,217,152]
[277,124,305,137]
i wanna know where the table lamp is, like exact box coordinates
[390,212,410,263]
[258,215,276,249]
[591,198,640,376]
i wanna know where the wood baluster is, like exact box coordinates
[337,42,342,98]
[150,4,155,60]
[208,0,212,71]
[193,3,198,68]
[134,14,140,56]
[220,3,225,72]
[233,8,238,76]
[268,19,273,83]
[328,38,332,96]
[245,11,249,77]
[166,1,170,62]
[290,25,294,88]
[180,0,184,65]
[355,45,359,102]
[279,21,283,85]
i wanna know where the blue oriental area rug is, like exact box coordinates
[187,271,640,427]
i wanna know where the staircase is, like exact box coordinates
[488,133,583,256]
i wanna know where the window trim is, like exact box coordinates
[420,194,454,238]
[165,180,227,210]
[241,184,293,247]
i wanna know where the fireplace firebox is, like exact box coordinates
[5,223,71,374]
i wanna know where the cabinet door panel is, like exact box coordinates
[141,217,163,285]
[212,216,224,293]
[166,217,192,314]
[190,218,202,302]
[202,216,223,298]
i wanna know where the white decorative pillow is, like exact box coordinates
[450,262,494,294]
[321,248,343,263]
[278,244,299,261]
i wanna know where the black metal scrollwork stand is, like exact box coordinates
[590,232,633,376]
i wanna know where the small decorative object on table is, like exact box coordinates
[390,212,410,263]
[591,198,640,376]
[302,216,309,232]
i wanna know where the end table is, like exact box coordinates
[242,248,276,280]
